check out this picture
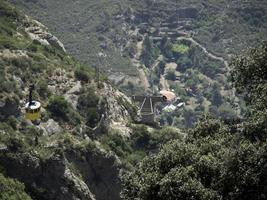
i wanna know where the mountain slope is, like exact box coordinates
[10,0,267,128]
[11,0,267,75]
[0,1,135,199]
[0,2,185,199]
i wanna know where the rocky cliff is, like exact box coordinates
[0,1,137,199]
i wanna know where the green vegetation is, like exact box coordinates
[122,117,267,199]
[231,41,267,110]
[121,42,267,199]
[47,95,82,126]
[12,0,266,68]
[0,3,134,199]
[0,173,32,200]
[10,0,266,132]
[172,43,189,54]
[48,95,73,122]
[165,69,176,81]
[116,96,138,120]
[100,125,183,169]
[0,0,266,199]
[74,66,94,83]
[77,89,104,127]
[11,0,139,76]
[141,36,159,68]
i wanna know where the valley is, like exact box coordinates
[11,0,267,127]
[0,1,266,200]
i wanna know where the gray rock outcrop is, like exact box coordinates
[42,119,62,136]
[24,17,66,52]
[0,144,121,200]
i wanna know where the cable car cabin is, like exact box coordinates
[25,101,41,121]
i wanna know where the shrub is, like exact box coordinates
[6,116,18,130]
[217,104,237,121]
[0,80,17,93]
[101,133,132,157]
[74,67,93,82]
[37,79,50,98]
[0,1,21,20]
[0,173,32,200]
[77,89,104,127]
[10,56,32,70]
[131,125,151,149]
[85,107,100,127]
[165,69,176,81]
[47,95,69,120]
[172,43,189,54]
[176,55,192,72]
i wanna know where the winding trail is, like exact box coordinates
[155,35,231,92]
[176,36,229,69]
[129,27,231,93]
[176,36,237,104]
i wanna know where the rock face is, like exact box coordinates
[0,2,134,199]
[64,81,82,109]
[98,83,132,123]
[65,149,122,200]
[25,17,66,52]
[0,145,121,200]
[46,35,66,52]
[41,119,62,136]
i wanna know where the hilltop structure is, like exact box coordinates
[132,91,176,125]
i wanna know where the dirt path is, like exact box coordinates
[129,29,230,93]
[177,36,239,109]
[130,37,150,90]
[151,55,164,70]
[159,74,170,91]
[176,36,229,69]
[138,68,150,89]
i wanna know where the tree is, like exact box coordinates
[165,69,176,81]
[0,173,32,200]
[176,55,192,72]
[231,41,267,110]
[121,116,267,200]
[158,60,166,75]
[160,37,173,59]
[141,36,154,68]
[121,42,267,200]
[217,103,237,120]
[231,42,267,141]
[183,108,197,128]
[48,95,70,120]
[77,89,103,128]
[210,83,223,107]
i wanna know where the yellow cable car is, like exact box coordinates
[25,84,41,121]
[25,101,41,121]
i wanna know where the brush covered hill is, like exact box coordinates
[10,0,267,128]
[0,1,140,199]
[10,0,267,79]
[0,1,186,199]
[121,42,267,200]
[0,1,123,199]
[1,1,266,200]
